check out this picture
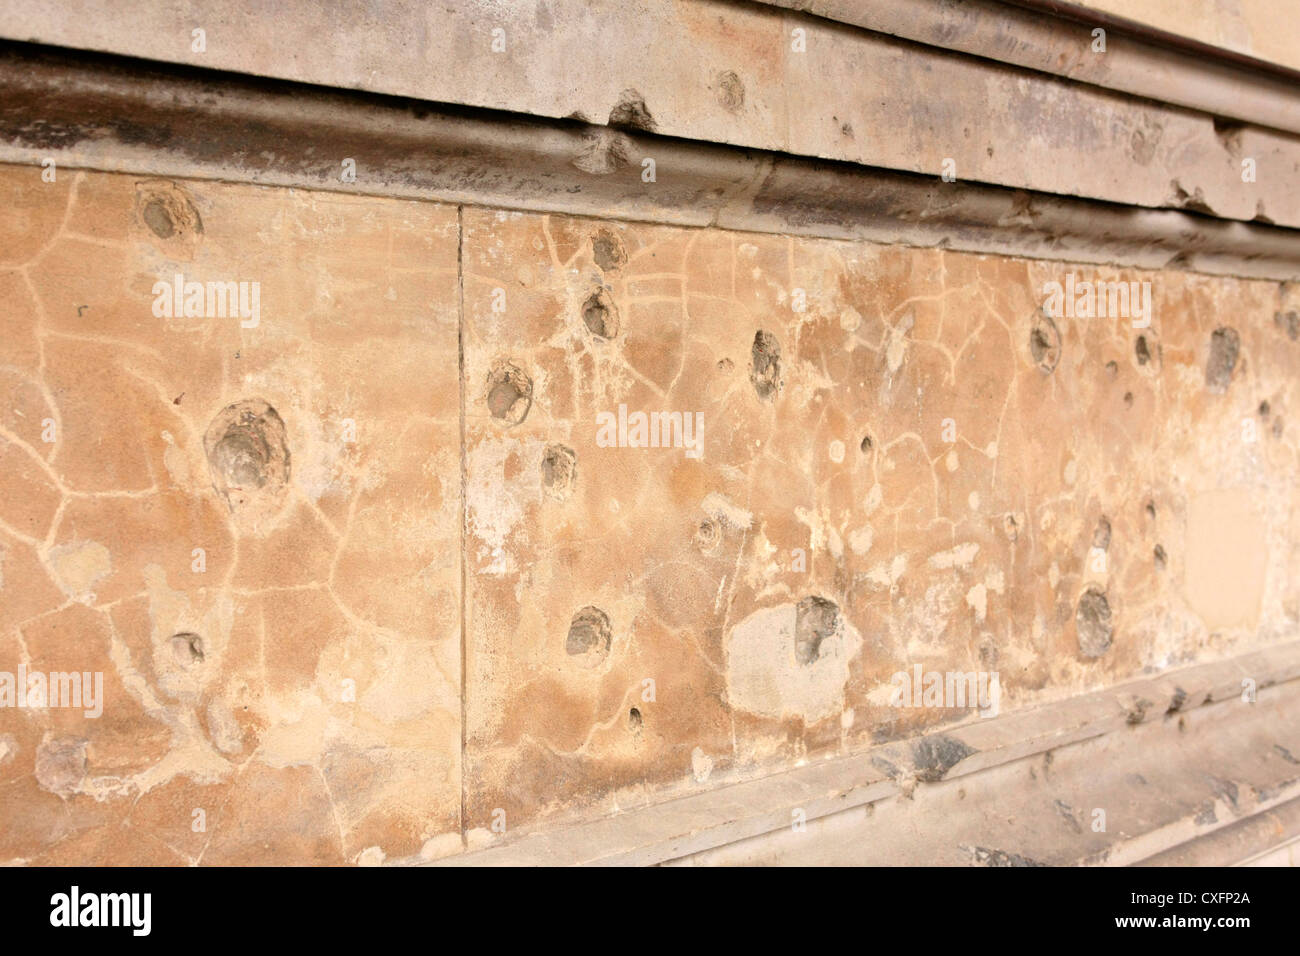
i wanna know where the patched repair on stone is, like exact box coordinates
[725,601,862,722]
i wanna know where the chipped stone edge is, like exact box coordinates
[1,43,1299,284]
[422,639,1300,866]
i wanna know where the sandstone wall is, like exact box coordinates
[1,164,1297,862]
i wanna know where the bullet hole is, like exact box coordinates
[794,595,841,665]
[860,434,873,453]
[1123,391,1134,408]
[628,707,643,732]
[1205,327,1240,393]
[142,200,175,238]
[34,734,86,796]
[1153,544,1167,570]
[1166,687,1187,714]
[1104,360,1118,379]
[716,357,734,373]
[912,735,975,782]
[715,70,745,112]
[566,606,612,662]
[1258,400,1271,418]
[1275,310,1299,341]
[1145,500,1156,520]
[1092,516,1112,551]
[978,636,999,668]
[204,399,290,516]
[750,330,782,400]
[135,181,203,249]
[486,361,533,425]
[608,89,656,132]
[1134,334,1151,365]
[170,631,205,668]
[572,128,634,174]
[1076,587,1113,659]
[591,230,627,272]
[694,517,721,554]
[1169,180,1215,215]
[581,289,620,339]
[1028,315,1061,373]
[541,444,577,501]
[1003,513,1019,542]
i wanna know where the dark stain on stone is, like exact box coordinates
[541,444,577,500]
[1076,586,1113,658]
[591,230,627,271]
[170,631,205,668]
[1276,311,1299,341]
[1207,775,1239,808]
[566,606,612,659]
[1205,327,1240,393]
[581,289,620,339]
[1054,800,1083,833]
[1126,698,1151,724]
[978,636,998,668]
[794,595,840,665]
[967,845,1045,867]
[1259,400,1271,418]
[1195,804,1218,825]
[1134,334,1152,366]
[486,361,533,425]
[1274,744,1300,764]
[715,70,745,112]
[204,399,290,513]
[1153,544,1167,571]
[912,735,975,782]
[608,89,656,132]
[1166,686,1187,714]
[750,330,782,400]
[1029,314,1060,373]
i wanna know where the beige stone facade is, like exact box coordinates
[1,0,1298,866]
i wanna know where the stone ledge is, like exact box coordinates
[2,43,1298,283]
[425,640,1300,866]
[3,0,1300,225]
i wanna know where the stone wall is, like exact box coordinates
[1,162,1297,863]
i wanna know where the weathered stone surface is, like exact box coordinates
[6,0,1300,226]
[0,165,462,864]
[458,207,1300,840]
[3,167,1299,863]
